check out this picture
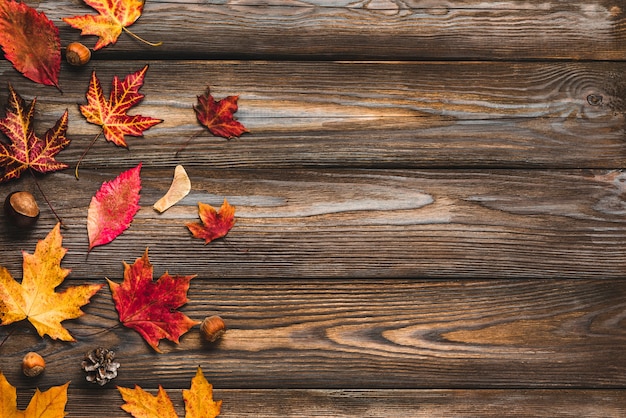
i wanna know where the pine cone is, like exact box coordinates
[81,347,120,386]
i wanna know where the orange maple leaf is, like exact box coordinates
[80,65,162,148]
[118,367,222,418]
[0,223,103,341]
[186,199,236,244]
[194,87,248,139]
[0,85,69,183]
[0,371,69,418]
[63,0,160,50]
[107,249,198,352]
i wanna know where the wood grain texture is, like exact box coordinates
[12,389,626,417]
[30,0,626,60]
[1,279,625,390]
[1,60,626,169]
[2,168,626,279]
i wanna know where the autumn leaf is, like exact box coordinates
[87,163,142,251]
[0,371,69,418]
[0,223,103,341]
[63,0,161,50]
[0,85,69,183]
[80,65,162,148]
[153,165,191,213]
[186,199,235,244]
[0,0,61,89]
[107,248,198,352]
[194,87,248,139]
[118,367,221,418]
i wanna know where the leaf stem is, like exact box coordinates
[175,129,204,158]
[75,130,102,179]
[122,27,163,47]
[29,168,65,228]
[0,326,17,350]
[71,322,122,338]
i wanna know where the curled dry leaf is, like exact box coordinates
[153,165,191,213]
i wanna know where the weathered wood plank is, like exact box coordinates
[13,389,626,417]
[30,0,626,60]
[2,168,626,279]
[2,60,626,169]
[2,279,626,390]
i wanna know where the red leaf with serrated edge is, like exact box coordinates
[186,199,235,244]
[107,249,199,352]
[194,87,248,139]
[0,85,69,183]
[87,163,142,251]
[0,1,61,89]
[80,65,162,148]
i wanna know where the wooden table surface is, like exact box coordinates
[1,0,626,416]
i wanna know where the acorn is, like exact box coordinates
[200,315,226,343]
[4,191,39,228]
[66,42,91,66]
[22,352,45,377]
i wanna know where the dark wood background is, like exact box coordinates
[1,0,626,416]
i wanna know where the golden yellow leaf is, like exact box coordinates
[183,367,222,418]
[0,223,103,341]
[0,371,69,418]
[118,385,177,418]
[118,367,221,417]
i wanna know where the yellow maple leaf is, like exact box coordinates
[0,371,69,418]
[0,223,103,341]
[118,367,221,418]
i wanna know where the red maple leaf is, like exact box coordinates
[81,65,162,148]
[107,249,199,352]
[194,87,248,139]
[186,199,235,244]
[0,85,69,183]
[0,0,61,89]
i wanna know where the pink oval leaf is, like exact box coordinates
[87,163,142,251]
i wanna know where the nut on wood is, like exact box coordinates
[200,315,226,342]
[22,352,45,377]
[66,42,91,66]
[4,191,39,228]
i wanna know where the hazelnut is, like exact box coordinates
[22,352,45,377]
[200,315,226,342]
[66,42,91,66]
[4,191,39,228]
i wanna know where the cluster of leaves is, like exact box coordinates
[0,0,249,416]
[0,367,221,418]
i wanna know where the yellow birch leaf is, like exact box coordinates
[183,367,222,418]
[118,385,177,418]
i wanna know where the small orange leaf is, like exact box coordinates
[118,367,221,418]
[0,371,69,418]
[186,199,235,244]
[0,223,103,341]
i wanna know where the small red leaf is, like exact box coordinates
[186,199,235,244]
[194,87,248,139]
[87,163,142,251]
[107,249,199,352]
[0,0,61,89]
